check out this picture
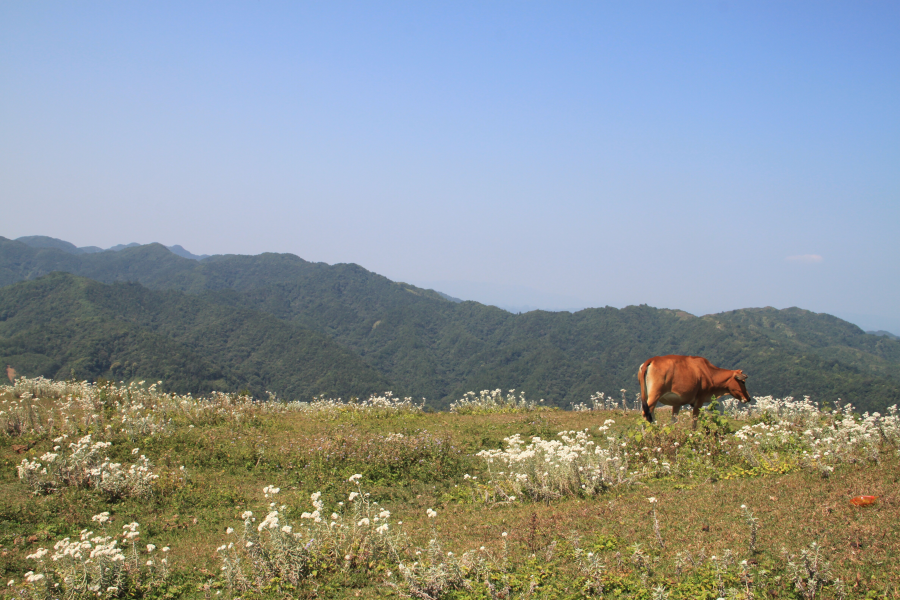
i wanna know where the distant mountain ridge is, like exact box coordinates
[15,235,209,260]
[869,330,900,341]
[1,235,898,412]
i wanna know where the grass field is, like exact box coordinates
[1,379,897,599]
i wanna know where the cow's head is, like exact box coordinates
[727,370,751,403]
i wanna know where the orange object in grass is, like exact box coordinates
[849,495,877,507]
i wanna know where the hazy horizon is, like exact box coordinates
[3,3,898,334]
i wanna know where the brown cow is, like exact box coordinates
[638,355,750,425]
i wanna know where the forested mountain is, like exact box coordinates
[0,272,389,399]
[1,236,898,412]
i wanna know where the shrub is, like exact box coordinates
[17,434,158,498]
[11,514,171,600]
[216,477,404,595]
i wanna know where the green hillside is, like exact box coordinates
[0,272,390,399]
[2,236,899,412]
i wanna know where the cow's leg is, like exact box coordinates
[691,404,702,430]
[671,404,682,424]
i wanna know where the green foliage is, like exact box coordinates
[696,400,735,437]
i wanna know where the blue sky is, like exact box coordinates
[2,2,898,332]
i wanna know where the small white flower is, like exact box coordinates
[226,527,234,534]
[426,508,437,519]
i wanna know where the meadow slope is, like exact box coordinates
[1,378,897,599]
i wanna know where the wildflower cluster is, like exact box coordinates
[749,395,826,422]
[1,378,172,437]
[572,389,637,412]
[12,514,170,599]
[1,379,427,440]
[476,423,640,501]
[217,476,404,595]
[16,434,158,498]
[297,392,424,417]
[479,395,900,503]
[450,389,545,415]
[733,399,900,476]
[0,377,322,440]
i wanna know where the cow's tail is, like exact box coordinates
[638,360,652,422]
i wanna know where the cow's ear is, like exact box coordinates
[734,371,748,382]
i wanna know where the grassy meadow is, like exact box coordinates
[1,380,898,599]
